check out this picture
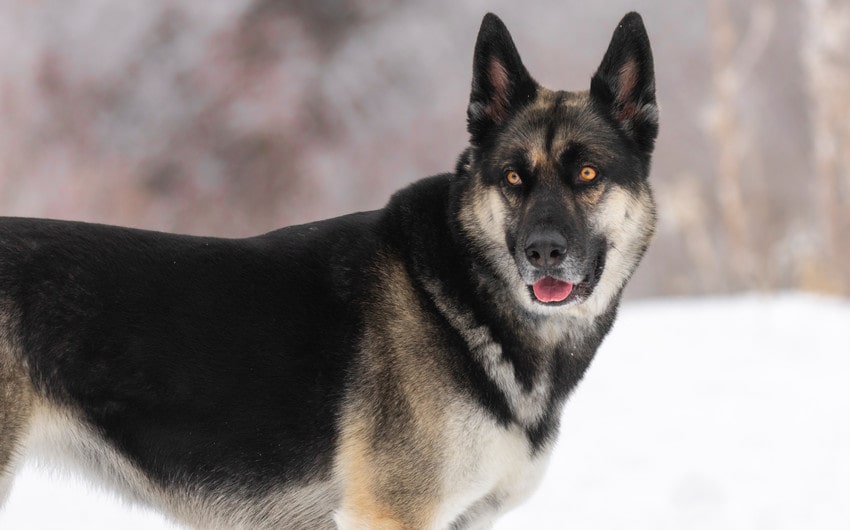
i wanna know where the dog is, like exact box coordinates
[0,12,657,529]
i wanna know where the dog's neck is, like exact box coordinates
[416,259,608,449]
[383,172,616,447]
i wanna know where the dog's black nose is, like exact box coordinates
[524,230,568,268]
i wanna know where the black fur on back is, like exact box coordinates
[1,216,380,487]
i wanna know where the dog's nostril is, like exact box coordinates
[525,233,567,268]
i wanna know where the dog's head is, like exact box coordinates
[455,12,658,317]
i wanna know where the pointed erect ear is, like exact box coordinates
[467,13,537,145]
[590,12,658,153]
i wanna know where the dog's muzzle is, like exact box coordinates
[518,234,607,306]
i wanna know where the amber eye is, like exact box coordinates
[505,170,523,186]
[579,166,598,182]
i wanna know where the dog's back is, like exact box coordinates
[0,214,382,527]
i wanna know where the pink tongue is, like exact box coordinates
[532,277,574,303]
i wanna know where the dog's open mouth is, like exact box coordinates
[528,250,606,306]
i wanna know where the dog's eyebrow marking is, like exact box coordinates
[525,147,546,173]
[559,141,581,166]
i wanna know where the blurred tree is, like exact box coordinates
[803,0,850,293]
[0,0,847,297]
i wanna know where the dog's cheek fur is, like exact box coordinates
[583,183,656,317]
[458,179,511,267]
[455,177,538,311]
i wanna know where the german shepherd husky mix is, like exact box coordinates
[0,12,657,530]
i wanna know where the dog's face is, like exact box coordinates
[457,13,658,317]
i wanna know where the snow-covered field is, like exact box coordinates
[2,294,848,529]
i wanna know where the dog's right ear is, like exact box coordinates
[467,13,537,146]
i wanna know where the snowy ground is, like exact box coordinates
[1,293,848,529]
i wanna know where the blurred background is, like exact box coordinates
[2,3,849,529]
[1,0,848,299]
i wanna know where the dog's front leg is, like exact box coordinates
[333,466,439,530]
[334,425,441,530]
[334,507,406,530]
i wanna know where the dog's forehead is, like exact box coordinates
[497,88,620,168]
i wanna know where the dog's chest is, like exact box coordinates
[432,407,553,529]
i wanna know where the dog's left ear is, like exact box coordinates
[467,13,537,146]
[590,12,658,154]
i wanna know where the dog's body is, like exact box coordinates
[0,13,657,529]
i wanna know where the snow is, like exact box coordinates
[1,293,848,529]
